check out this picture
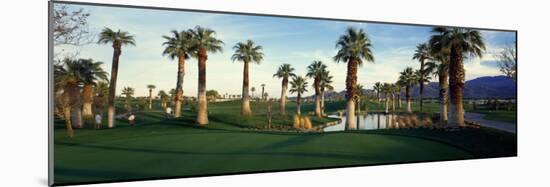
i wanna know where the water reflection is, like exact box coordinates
[324,113,430,132]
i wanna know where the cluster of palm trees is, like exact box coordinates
[373,27,486,127]
[54,58,109,137]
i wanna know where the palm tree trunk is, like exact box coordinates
[61,88,74,138]
[398,93,402,108]
[385,95,389,114]
[148,89,153,110]
[108,46,121,128]
[314,79,321,117]
[242,61,251,116]
[174,53,186,118]
[392,93,396,112]
[66,81,82,128]
[406,86,412,113]
[280,79,288,115]
[419,61,425,112]
[345,59,358,130]
[356,98,361,113]
[296,93,301,115]
[449,47,465,126]
[439,71,449,125]
[321,89,325,115]
[196,48,209,125]
[82,84,94,123]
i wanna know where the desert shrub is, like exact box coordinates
[293,114,300,129]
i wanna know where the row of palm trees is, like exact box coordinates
[56,24,485,137]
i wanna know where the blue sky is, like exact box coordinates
[56,3,516,98]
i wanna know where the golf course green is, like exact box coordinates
[53,100,516,185]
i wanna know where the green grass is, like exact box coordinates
[54,100,516,185]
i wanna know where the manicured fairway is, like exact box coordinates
[54,122,472,184]
[53,101,515,185]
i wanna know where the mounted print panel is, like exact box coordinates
[49,1,517,186]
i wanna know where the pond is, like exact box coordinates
[323,113,433,132]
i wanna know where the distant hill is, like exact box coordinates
[298,75,516,100]
[410,75,516,99]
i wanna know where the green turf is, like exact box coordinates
[53,100,516,185]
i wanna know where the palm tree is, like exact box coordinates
[54,59,85,137]
[395,80,404,109]
[260,84,266,101]
[382,83,392,114]
[121,86,135,113]
[251,87,256,98]
[429,27,485,126]
[231,40,264,116]
[169,88,176,107]
[157,90,169,108]
[412,43,432,112]
[333,27,374,130]
[373,82,382,104]
[427,41,451,124]
[94,81,109,118]
[97,27,135,128]
[355,84,364,113]
[79,59,108,124]
[319,70,333,115]
[146,84,156,110]
[188,26,224,125]
[415,69,432,108]
[399,67,418,113]
[162,30,193,118]
[306,60,328,117]
[289,76,308,115]
[391,84,399,112]
[273,63,296,115]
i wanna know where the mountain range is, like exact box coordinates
[302,75,516,100]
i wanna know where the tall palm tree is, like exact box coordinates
[147,84,156,110]
[373,82,382,104]
[306,60,328,117]
[188,26,224,125]
[79,59,108,124]
[289,76,308,115]
[273,63,296,115]
[260,84,266,101]
[399,67,418,113]
[333,27,375,130]
[412,43,432,112]
[162,30,193,118]
[429,27,485,126]
[98,27,135,128]
[121,86,135,113]
[427,48,450,124]
[231,40,264,116]
[319,70,333,115]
